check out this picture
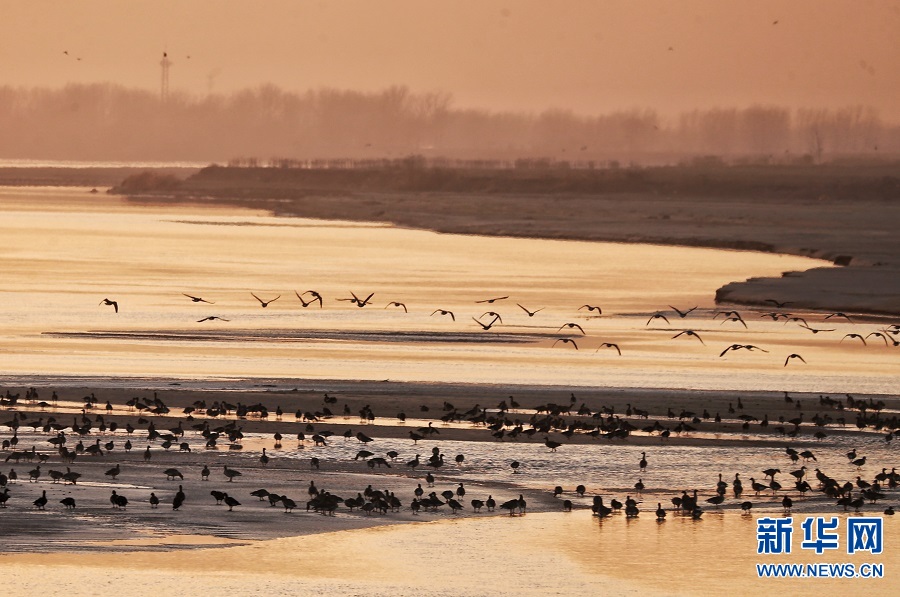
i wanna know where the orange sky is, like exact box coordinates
[2,0,899,121]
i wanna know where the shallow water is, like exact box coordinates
[2,510,896,596]
[2,186,895,394]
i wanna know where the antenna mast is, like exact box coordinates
[160,52,172,102]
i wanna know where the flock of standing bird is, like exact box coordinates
[1,382,897,529]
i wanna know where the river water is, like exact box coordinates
[1,186,895,394]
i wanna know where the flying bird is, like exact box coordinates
[251,292,280,307]
[476,296,508,304]
[720,315,748,329]
[385,301,408,313]
[299,290,323,308]
[765,299,793,308]
[595,342,621,355]
[197,316,229,322]
[480,311,503,323]
[431,309,455,321]
[784,354,807,366]
[473,315,500,330]
[825,312,854,323]
[798,323,835,334]
[647,312,670,325]
[558,323,585,334]
[183,293,214,304]
[294,290,318,308]
[672,330,705,345]
[552,338,579,350]
[719,344,769,357]
[100,298,118,313]
[840,334,867,346]
[670,305,698,318]
[517,304,544,317]
[579,305,602,314]
[866,332,900,347]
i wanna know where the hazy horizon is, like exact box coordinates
[2,1,899,122]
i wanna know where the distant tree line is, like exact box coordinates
[0,83,897,163]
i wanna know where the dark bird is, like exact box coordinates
[867,332,900,347]
[33,490,48,510]
[480,311,503,323]
[517,304,544,317]
[149,492,160,508]
[223,465,242,481]
[720,315,748,329]
[60,497,76,510]
[552,338,578,350]
[197,316,229,322]
[639,452,648,471]
[431,309,455,321]
[476,296,508,304]
[473,315,501,330]
[99,298,118,313]
[545,437,562,451]
[784,354,806,366]
[719,344,769,357]
[294,290,319,308]
[385,301,408,313]
[672,330,705,345]
[595,342,621,355]
[183,293,213,304]
[825,312,853,322]
[670,305,697,318]
[765,299,792,308]
[841,334,867,346]
[223,493,240,511]
[647,312,670,325]
[798,323,834,334]
[342,291,374,307]
[558,323,586,335]
[579,305,602,314]
[251,292,280,308]
[299,290,323,308]
[173,486,185,510]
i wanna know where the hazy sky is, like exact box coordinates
[2,0,899,120]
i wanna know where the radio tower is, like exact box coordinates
[160,51,172,103]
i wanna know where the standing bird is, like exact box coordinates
[34,490,48,510]
[173,485,186,510]
[223,465,242,481]
[223,493,240,511]
[200,465,210,481]
[251,292,280,308]
[99,298,118,313]
[149,492,160,508]
[639,452,648,471]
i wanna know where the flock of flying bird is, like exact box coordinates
[96,292,900,367]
